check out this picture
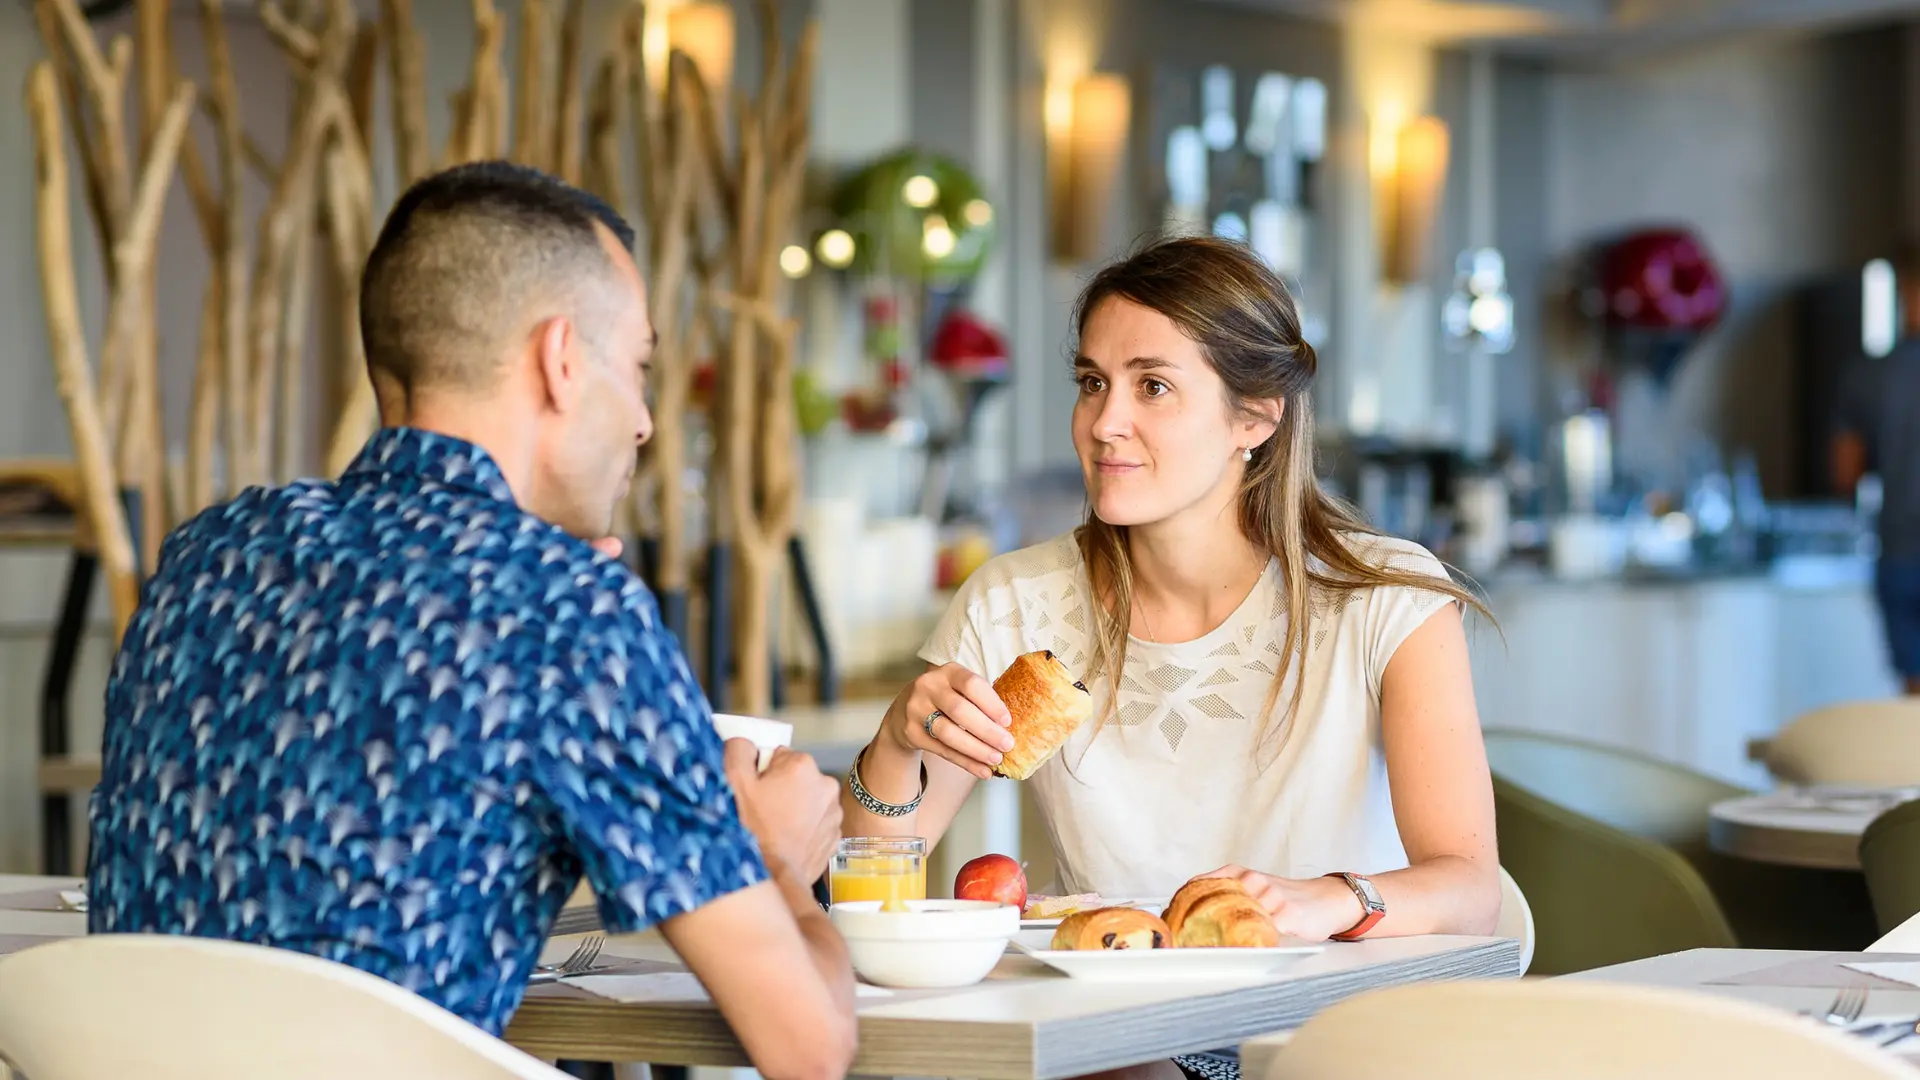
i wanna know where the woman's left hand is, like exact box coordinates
[1193,865,1367,942]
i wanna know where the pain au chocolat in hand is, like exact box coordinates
[1161,878,1281,948]
[1050,907,1172,951]
[990,649,1094,781]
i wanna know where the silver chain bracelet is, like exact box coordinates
[847,743,928,818]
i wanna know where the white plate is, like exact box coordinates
[1020,897,1168,929]
[1013,934,1323,981]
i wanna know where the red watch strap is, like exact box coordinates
[1325,872,1385,941]
[1330,906,1384,941]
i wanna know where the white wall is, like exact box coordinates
[1535,28,1902,493]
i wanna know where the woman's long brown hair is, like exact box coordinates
[1071,235,1491,753]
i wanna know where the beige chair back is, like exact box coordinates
[1495,865,1535,975]
[1262,978,1913,1079]
[0,936,568,1080]
[1756,699,1920,787]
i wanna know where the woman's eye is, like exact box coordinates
[1077,374,1106,394]
[1141,378,1170,398]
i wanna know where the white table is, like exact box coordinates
[506,931,1517,1079]
[1565,947,1920,1063]
[0,875,1520,1079]
[1707,789,1913,870]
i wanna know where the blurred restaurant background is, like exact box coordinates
[4,0,1920,975]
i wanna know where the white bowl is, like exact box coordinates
[829,899,1021,989]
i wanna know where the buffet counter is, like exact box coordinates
[1467,565,1896,789]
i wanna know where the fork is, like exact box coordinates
[1822,985,1869,1028]
[530,935,606,982]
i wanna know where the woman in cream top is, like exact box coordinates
[841,235,1500,950]
[916,529,1453,899]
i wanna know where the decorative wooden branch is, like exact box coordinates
[320,84,380,478]
[199,0,250,510]
[582,49,626,210]
[552,0,586,185]
[511,0,548,167]
[633,51,708,600]
[244,0,354,490]
[345,25,381,158]
[259,0,320,68]
[445,0,505,166]
[693,6,819,713]
[135,0,218,250]
[380,0,431,186]
[28,62,141,644]
[187,266,223,514]
[276,182,319,484]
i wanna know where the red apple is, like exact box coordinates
[954,853,1027,910]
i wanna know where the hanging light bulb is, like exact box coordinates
[902,174,939,209]
[816,229,856,269]
[922,215,956,259]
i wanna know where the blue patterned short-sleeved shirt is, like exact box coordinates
[87,427,767,1034]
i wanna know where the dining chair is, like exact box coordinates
[0,935,571,1080]
[1750,699,1920,787]
[1258,979,1914,1079]
[1494,865,1535,975]
[1485,728,1879,957]
[1490,771,1737,974]
[1859,797,1920,937]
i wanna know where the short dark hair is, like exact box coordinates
[359,160,637,394]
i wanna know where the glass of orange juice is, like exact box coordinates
[830,837,928,907]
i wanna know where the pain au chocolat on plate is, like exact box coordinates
[1050,907,1172,951]
[1161,878,1281,949]
[990,649,1094,781]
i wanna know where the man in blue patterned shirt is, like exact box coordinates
[88,162,856,1078]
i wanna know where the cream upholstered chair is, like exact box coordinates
[1240,866,1535,1072]
[1494,866,1536,976]
[0,935,569,1080]
[1260,979,1913,1080]
[1751,699,1920,787]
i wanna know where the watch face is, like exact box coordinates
[1354,874,1384,909]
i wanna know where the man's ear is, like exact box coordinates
[533,315,578,412]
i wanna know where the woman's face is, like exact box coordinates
[1071,296,1275,531]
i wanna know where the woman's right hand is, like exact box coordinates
[884,663,1016,780]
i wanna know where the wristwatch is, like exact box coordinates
[1325,872,1385,941]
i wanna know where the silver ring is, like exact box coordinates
[924,709,945,738]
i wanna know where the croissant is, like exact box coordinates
[1050,907,1172,951]
[1161,879,1281,949]
[991,650,1094,781]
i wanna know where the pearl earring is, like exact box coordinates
[1241,447,1253,462]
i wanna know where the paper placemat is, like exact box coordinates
[1842,961,1920,989]
[565,970,893,1005]
[0,886,84,914]
[535,957,680,980]
[1710,953,1920,990]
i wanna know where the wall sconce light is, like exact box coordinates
[1382,115,1449,284]
[1051,72,1131,264]
[668,1,736,96]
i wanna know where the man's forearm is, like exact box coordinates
[765,853,856,1012]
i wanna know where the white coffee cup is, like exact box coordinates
[710,713,794,771]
